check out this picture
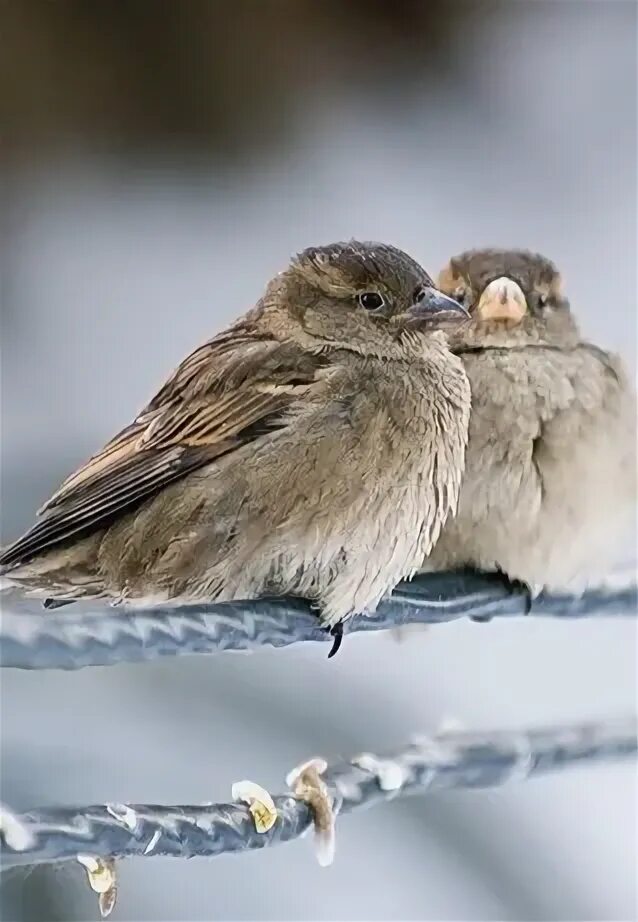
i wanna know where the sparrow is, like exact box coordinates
[420,247,636,593]
[1,241,470,645]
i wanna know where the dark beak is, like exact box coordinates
[409,287,469,322]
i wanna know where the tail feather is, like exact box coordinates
[0,532,105,602]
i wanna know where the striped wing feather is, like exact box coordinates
[0,325,324,566]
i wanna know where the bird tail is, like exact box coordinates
[0,533,105,604]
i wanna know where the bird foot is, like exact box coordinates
[286,757,336,867]
[494,569,534,614]
[511,579,534,614]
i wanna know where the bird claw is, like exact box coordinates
[77,855,117,918]
[286,757,336,866]
[512,578,534,614]
[494,568,534,614]
[327,622,343,658]
[231,780,278,833]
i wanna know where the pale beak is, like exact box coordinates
[476,277,527,324]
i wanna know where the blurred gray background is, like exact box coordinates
[1,1,636,920]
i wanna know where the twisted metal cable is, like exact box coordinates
[1,568,636,670]
[1,719,635,869]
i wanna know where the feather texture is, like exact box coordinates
[0,327,329,566]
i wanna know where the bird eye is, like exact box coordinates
[413,286,427,303]
[358,291,385,311]
[454,289,468,306]
[537,293,549,309]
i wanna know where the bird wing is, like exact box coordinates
[0,323,329,566]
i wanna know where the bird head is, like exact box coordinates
[259,240,468,357]
[436,248,580,348]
